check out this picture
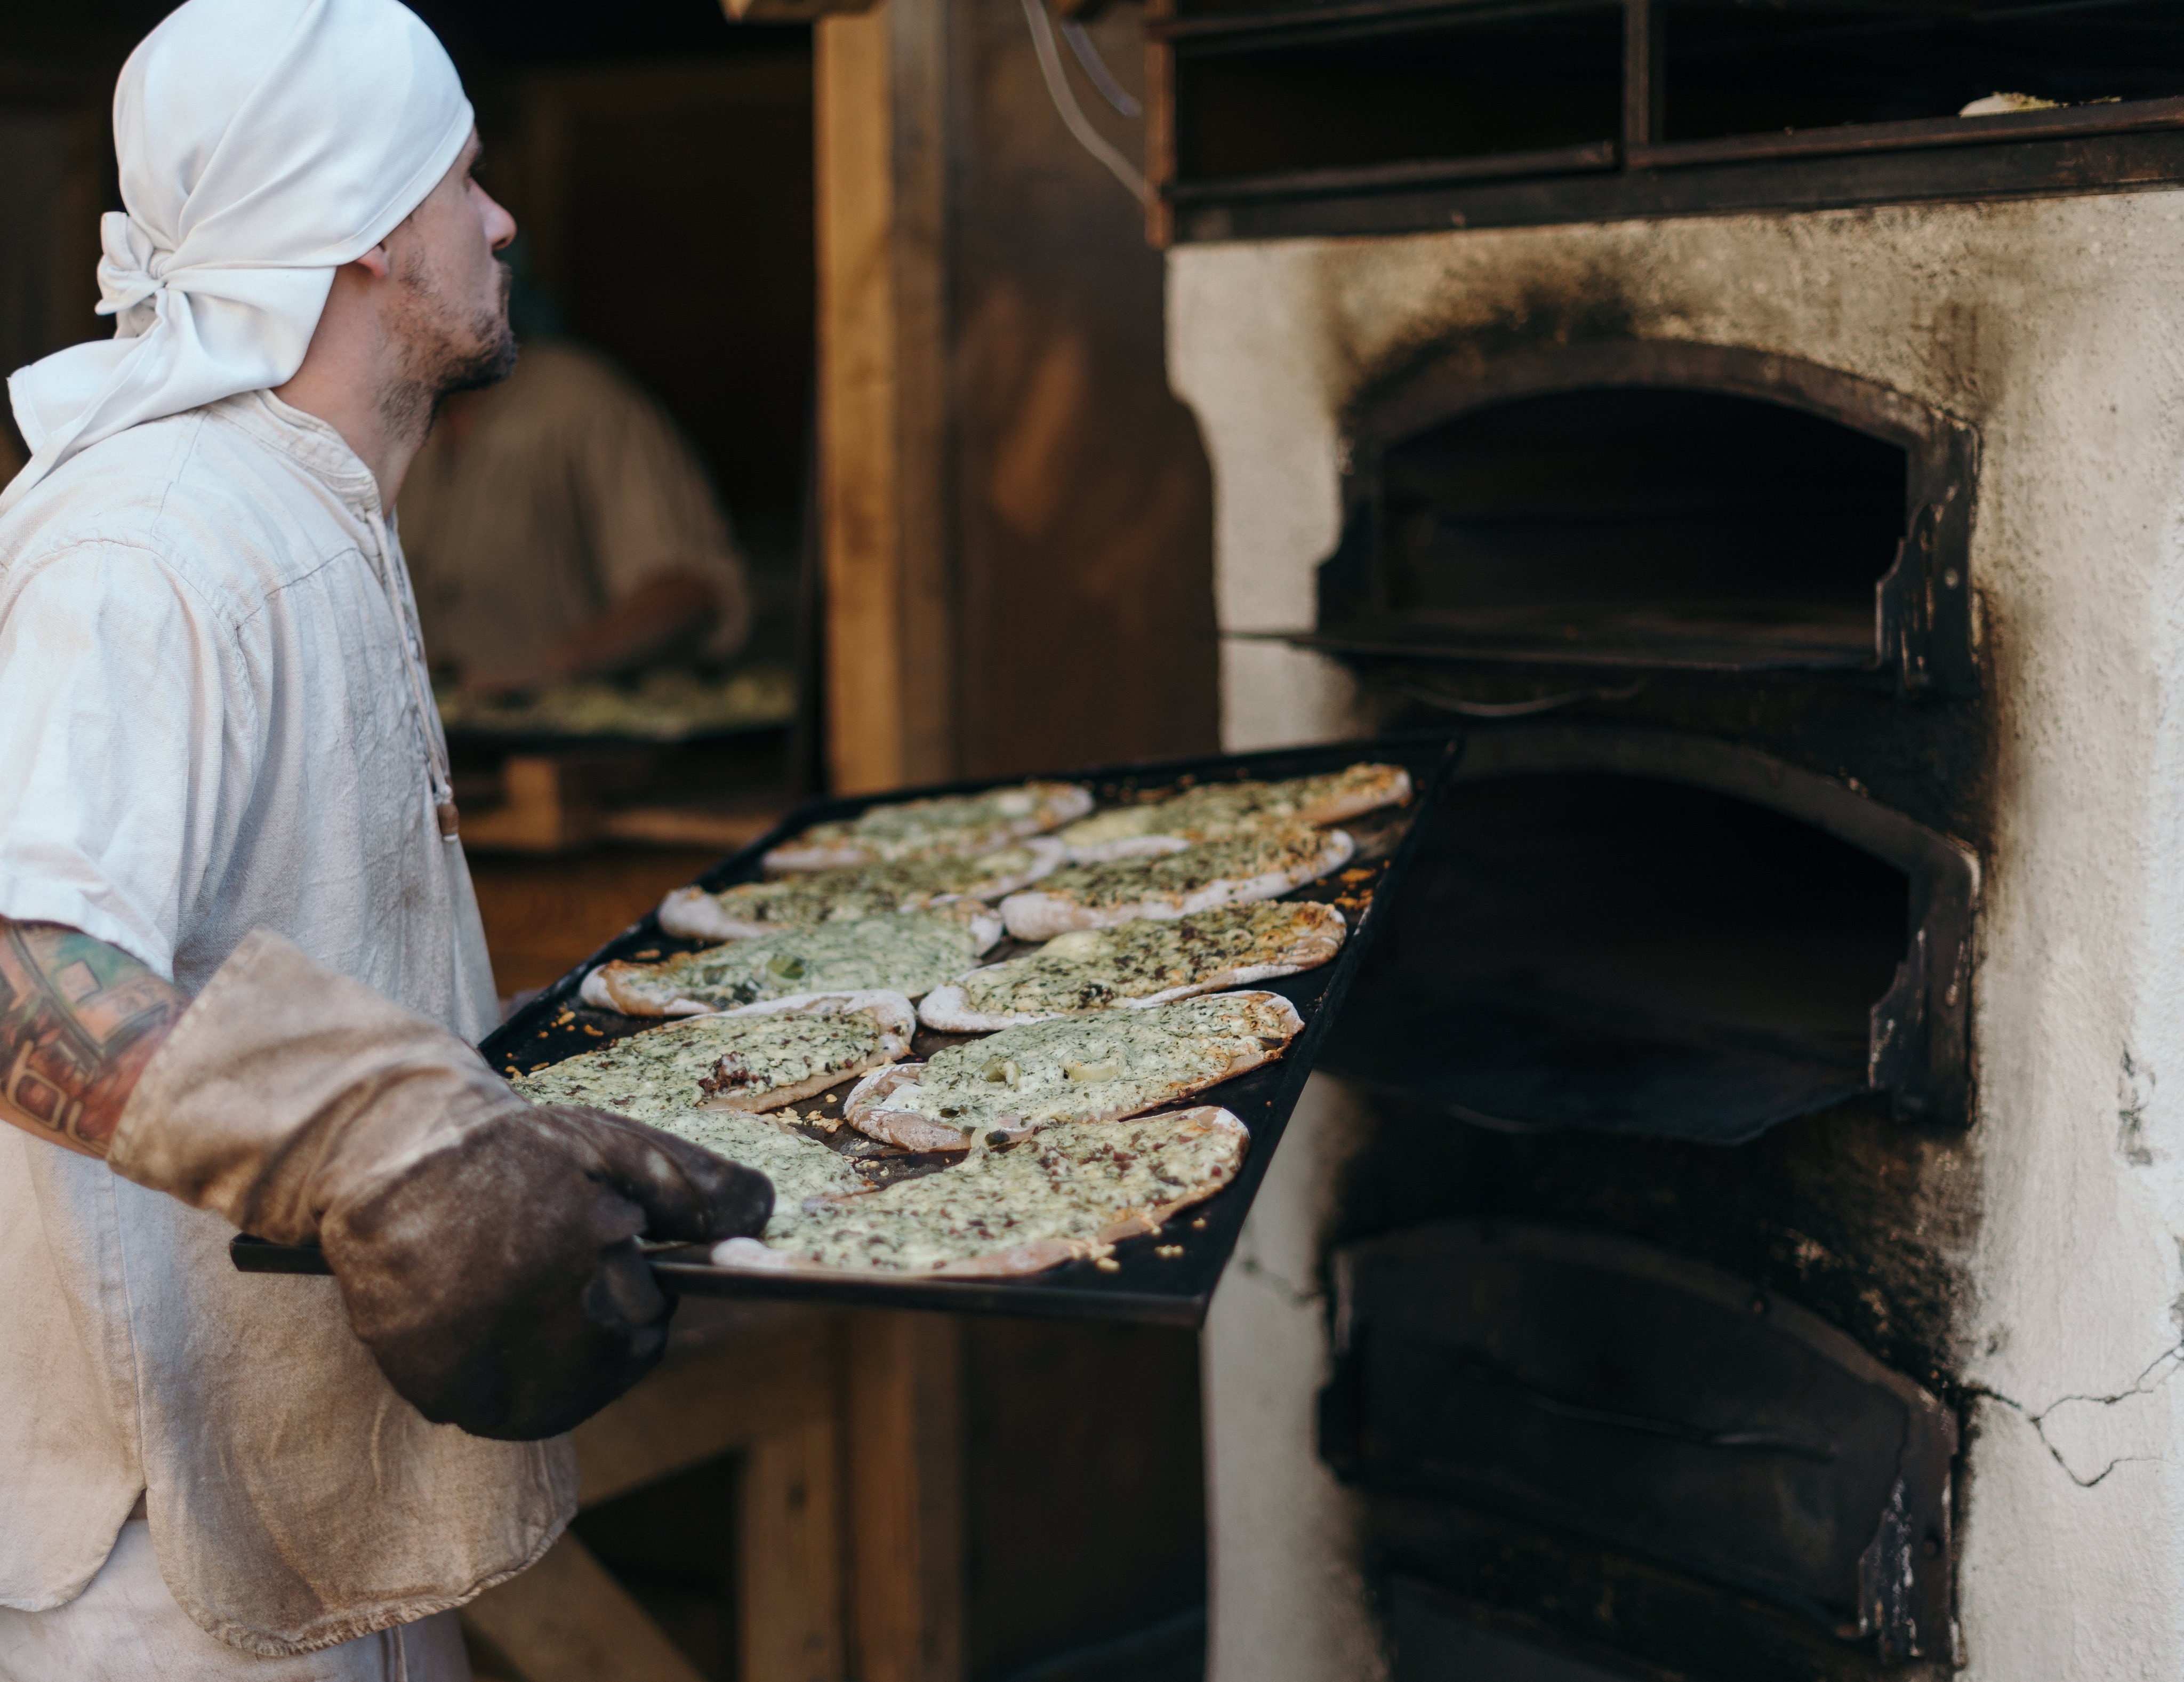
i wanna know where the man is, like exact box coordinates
[0,1,769,1676]
[399,337,752,695]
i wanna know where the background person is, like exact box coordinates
[398,333,751,695]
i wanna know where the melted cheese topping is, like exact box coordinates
[887,992,1296,1132]
[684,845,1048,931]
[515,1021,879,1238]
[956,902,1340,1017]
[608,914,984,1010]
[1058,763,1402,850]
[652,1110,869,1238]
[659,1114,873,1232]
[1026,826,1336,912]
[513,1011,892,1116]
[776,1109,1246,1271]
[775,781,1088,863]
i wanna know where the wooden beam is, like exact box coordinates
[461,1532,707,1682]
[569,1315,840,1507]
[457,756,600,854]
[721,0,882,20]
[469,1315,853,1682]
[845,1312,966,1682]
[815,0,957,795]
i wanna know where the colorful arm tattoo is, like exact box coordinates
[0,920,184,1157]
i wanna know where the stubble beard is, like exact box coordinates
[379,253,518,450]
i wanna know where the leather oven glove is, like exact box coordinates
[108,930,772,1441]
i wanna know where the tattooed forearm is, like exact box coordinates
[0,920,184,1157]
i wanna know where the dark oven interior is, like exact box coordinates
[1319,1222,1958,1678]
[1332,752,1966,1146]
[1299,343,1986,1679]
[1340,388,1905,670]
[1308,340,1977,691]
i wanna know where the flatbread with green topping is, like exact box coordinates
[512,998,908,1239]
[998,825,1353,943]
[1057,763,1410,862]
[581,907,1000,1015]
[765,781,1093,872]
[840,989,1303,1151]
[513,991,917,1115]
[921,901,1346,1033]
[644,1109,872,1239]
[658,839,1063,942]
[710,1105,1249,1276]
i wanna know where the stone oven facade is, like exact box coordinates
[1171,195,2184,1680]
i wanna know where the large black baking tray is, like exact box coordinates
[234,733,1452,1327]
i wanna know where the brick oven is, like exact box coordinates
[1150,4,2184,1677]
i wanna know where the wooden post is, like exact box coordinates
[462,1315,851,1682]
[742,1416,847,1682]
[461,1533,708,1682]
[1142,0,1177,249]
[1624,0,1666,157]
[815,0,958,795]
[845,1312,966,1682]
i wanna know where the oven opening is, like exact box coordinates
[1320,1221,1960,1668]
[1665,0,2184,145]
[1325,385,1910,673]
[1172,3,1625,185]
[1328,770,1917,1143]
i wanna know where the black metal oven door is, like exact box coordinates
[1320,1219,1957,1665]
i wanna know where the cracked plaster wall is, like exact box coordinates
[1170,195,2184,1679]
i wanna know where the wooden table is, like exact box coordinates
[463,1303,963,1682]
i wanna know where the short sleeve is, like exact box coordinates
[574,380,752,660]
[0,546,257,980]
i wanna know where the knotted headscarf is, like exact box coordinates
[1,0,473,510]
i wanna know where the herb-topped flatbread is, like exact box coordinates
[765,781,1093,872]
[711,1105,1249,1277]
[659,839,1063,942]
[1058,763,1411,861]
[512,998,908,1239]
[581,908,1000,1016]
[512,992,916,1116]
[998,825,1353,943]
[921,901,1346,1033]
[646,1110,872,1239]
[841,990,1303,1151]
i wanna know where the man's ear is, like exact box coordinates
[351,244,393,281]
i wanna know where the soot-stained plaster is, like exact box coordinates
[1174,191,2184,1681]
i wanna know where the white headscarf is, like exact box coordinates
[1,0,473,510]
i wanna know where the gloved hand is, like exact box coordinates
[109,931,770,1440]
[320,1099,767,1438]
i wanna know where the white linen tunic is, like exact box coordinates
[0,391,577,1654]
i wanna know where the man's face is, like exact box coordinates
[382,131,518,405]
